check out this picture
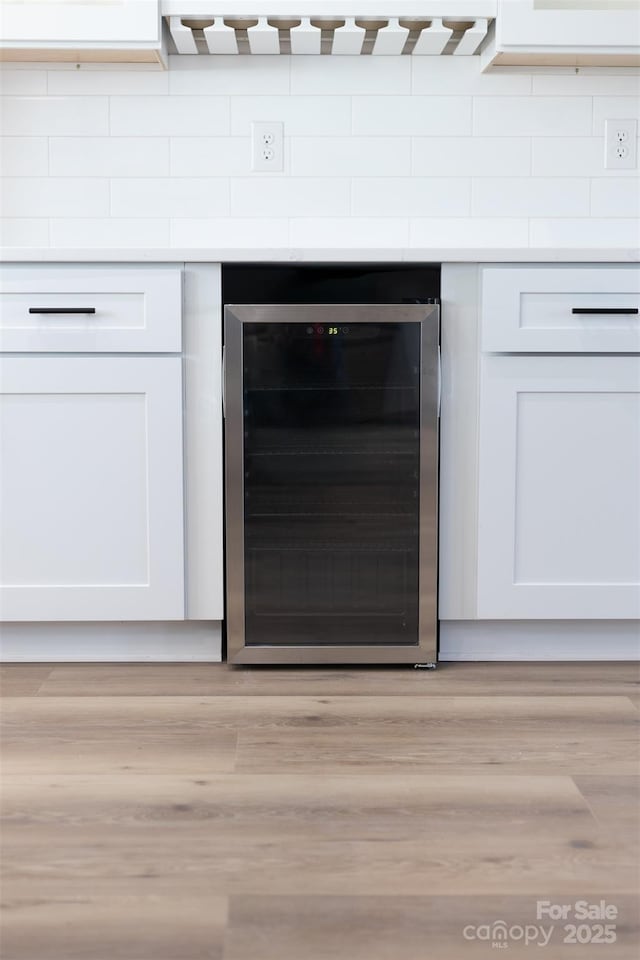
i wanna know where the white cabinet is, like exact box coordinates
[0,0,166,65]
[476,263,640,622]
[477,355,640,619]
[0,263,188,624]
[482,0,640,68]
[0,356,184,621]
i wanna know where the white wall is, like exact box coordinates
[0,55,638,250]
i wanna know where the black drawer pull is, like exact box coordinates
[29,307,96,315]
[572,307,638,315]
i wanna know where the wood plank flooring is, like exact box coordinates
[1,662,639,959]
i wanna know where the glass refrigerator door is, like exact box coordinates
[240,318,421,648]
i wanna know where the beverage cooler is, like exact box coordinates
[223,268,440,665]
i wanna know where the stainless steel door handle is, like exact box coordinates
[221,344,226,419]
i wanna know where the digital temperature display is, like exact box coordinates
[306,325,350,336]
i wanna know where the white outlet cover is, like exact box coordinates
[251,121,284,173]
[605,119,637,170]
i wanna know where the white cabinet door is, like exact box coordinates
[478,356,640,619]
[0,357,184,621]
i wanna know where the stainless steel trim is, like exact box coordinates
[224,303,440,665]
[417,310,440,667]
[224,309,246,660]
[221,344,226,419]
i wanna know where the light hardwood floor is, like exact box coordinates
[1,662,638,960]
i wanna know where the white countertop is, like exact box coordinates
[1,247,638,263]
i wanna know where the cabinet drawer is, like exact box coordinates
[481,265,640,353]
[0,266,181,353]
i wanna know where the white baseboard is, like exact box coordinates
[1,620,637,663]
[439,620,640,661]
[0,621,222,662]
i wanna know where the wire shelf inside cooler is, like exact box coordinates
[245,424,420,457]
[246,545,414,618]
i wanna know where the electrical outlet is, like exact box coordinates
[605,119,637,170]
[251,121,284,173]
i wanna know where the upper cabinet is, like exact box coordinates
[0,0,637,69]
[482,0,640,68]
[0,0,166,64]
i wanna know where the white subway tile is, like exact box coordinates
[593,97,640,134]
[110,96,229,136]
[231,178,350,217]
[0,70,47,95]
[412,58,532,96]
[169,56,290,95]
[0,218,49,247]
[231,96,350,136]
[110,178,230,218]
[472,178,589,218]
[0,97,109,135]
[291,56,410,95]
[532,137,640,177]
[0,138,48,176]
[0,178,109,218]
[529,218,640,248]
[533,75,640,97]
[591,179,640,218]
[474,97,592,137]
[291,138,411,177]
[50,218,170,249]
[50,138,169,177]
[353,178,470,217]
[409,217,529,248]
[412,137,531,177]
[353,96,471,136]
[48,69,168,96]
[171,138,251,177]
[171,217,290,248]
[290,217,409,248]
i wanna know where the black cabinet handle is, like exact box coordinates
[29,307,96,315]
[572,307,638,315]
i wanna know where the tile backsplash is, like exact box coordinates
[0,55,638,250]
